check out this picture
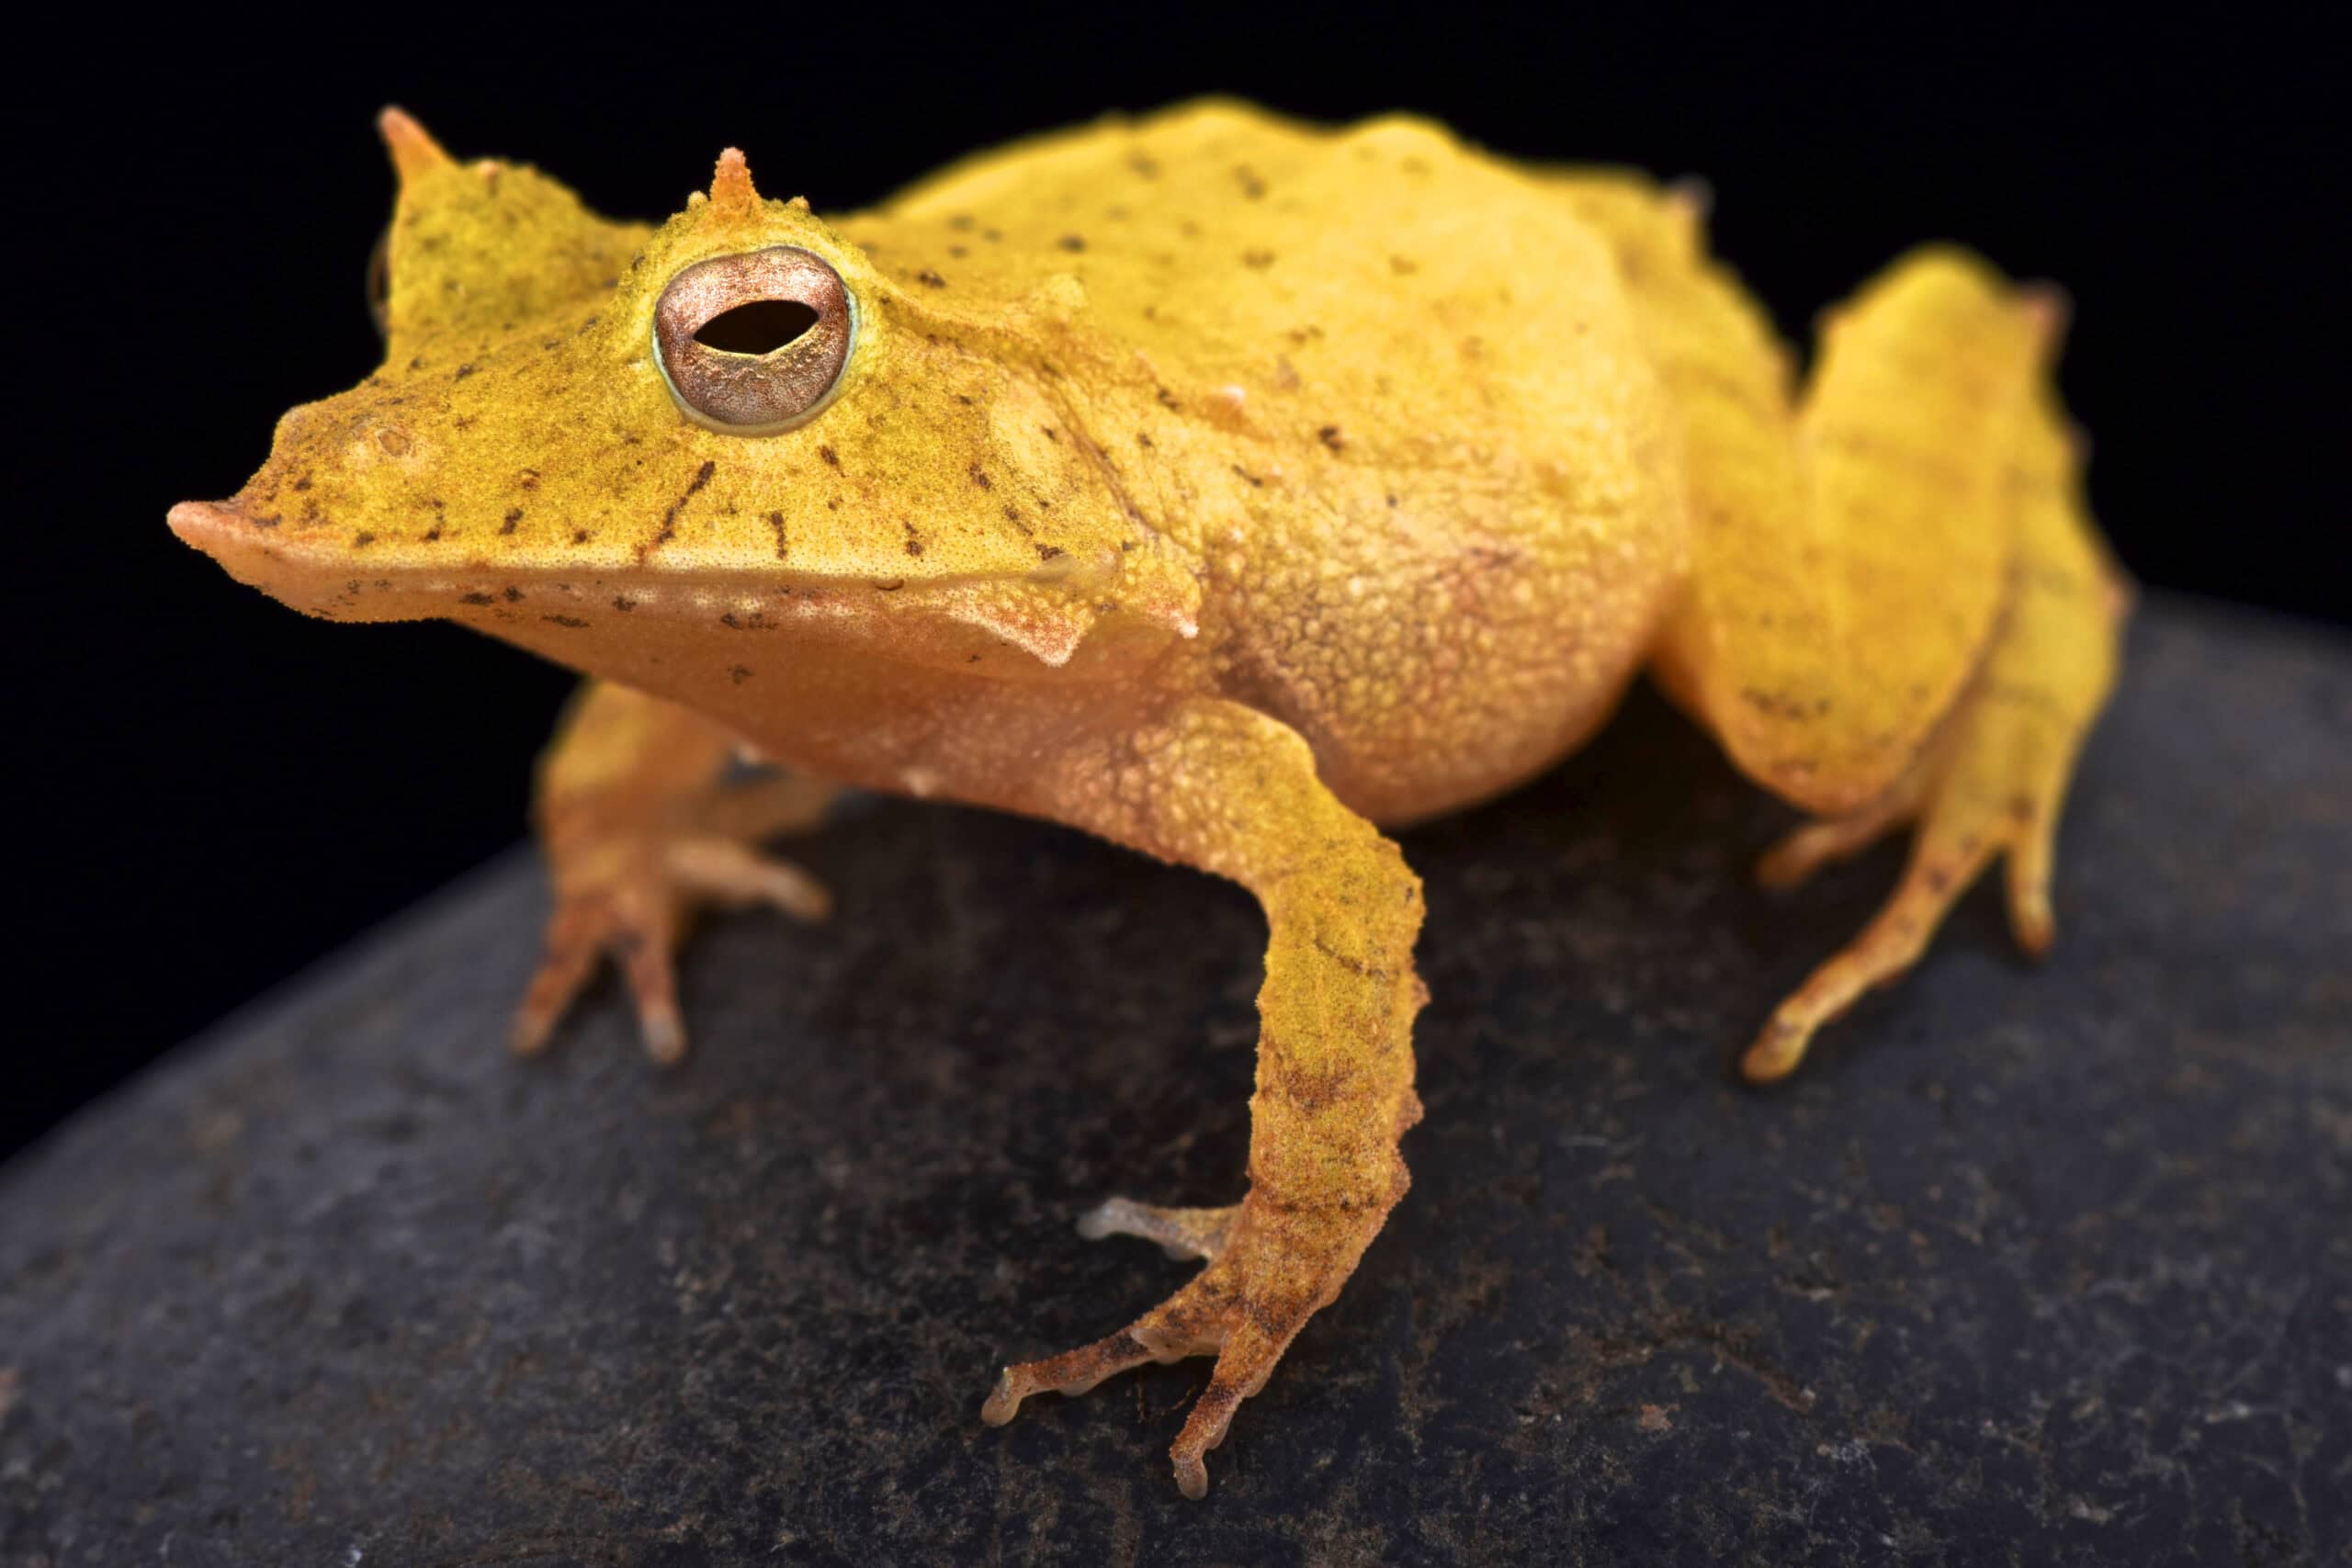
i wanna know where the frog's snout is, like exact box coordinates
[167,499,249,565]
[169,498,284,577]
[170,498,287,603]
[169,497,367,622]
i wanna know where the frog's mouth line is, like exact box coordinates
[167,495,1140,664]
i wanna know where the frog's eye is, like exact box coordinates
[653,246,855,434]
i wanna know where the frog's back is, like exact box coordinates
[841,101,1690,824]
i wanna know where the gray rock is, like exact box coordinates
[4,594,2346,1566]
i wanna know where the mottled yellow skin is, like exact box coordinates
[171,100,2127,1500]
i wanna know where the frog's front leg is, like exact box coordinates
[978,699,1426,1500]
[514,680,839,1063]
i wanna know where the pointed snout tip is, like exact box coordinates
[167,498,242,551]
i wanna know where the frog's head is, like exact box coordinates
[170,111,1198,680]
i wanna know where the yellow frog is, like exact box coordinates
[170,100,2127,1499]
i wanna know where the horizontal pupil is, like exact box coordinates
[695,299,820,355]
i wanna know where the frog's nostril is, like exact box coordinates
[694,299,820,355]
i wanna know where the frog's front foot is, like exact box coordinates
[513,828,830,1065]
[981,1189,1391,1499]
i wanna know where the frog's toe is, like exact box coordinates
[1744,825,1996,1083]
[511,883,689,1065]
[613,900,689,1065]
[2001,804,2063,959]
[1756,809,1898,891]
[1076,1196,1239,1260]
[662,836,831,922]
[980,1314,1204,1427]
[511,900,608,1057]
[1755,761,1937,891]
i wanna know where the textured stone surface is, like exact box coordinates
[4,595,2347,1566]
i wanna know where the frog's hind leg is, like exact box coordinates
[1548,175,2127,1078]
[1743,393,2128,1080]
[512,680,840,1063]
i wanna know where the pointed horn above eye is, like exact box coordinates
[709,147,760,216]
[378,106,453,185]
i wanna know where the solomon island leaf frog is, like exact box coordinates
[170,101,2127,1499]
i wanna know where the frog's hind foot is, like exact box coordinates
[982,1193,1380,1500]
[1744,538,2125,1082]
[1744,777,2023,1083]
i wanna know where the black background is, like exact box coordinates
[11,6,2340,1161]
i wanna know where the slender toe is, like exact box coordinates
[1077,1197,1238,1260]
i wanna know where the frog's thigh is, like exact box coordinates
[516,680,841,1063]
[979,699,1426,1500]
[1743,393,2128,1079]
[1661,247,2056,815]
